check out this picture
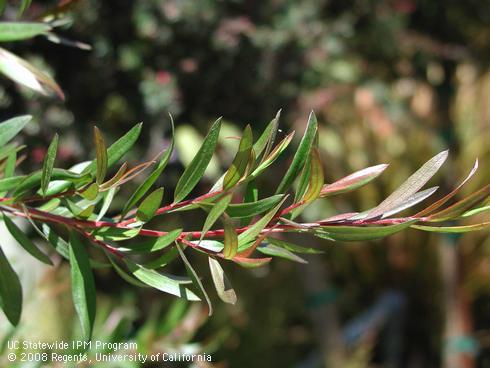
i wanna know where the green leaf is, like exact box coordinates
[223,125,253,189]
[176,243,213,315]
[240,180,259,226]
[144,248,179,269]
[3,215,52,265]
[200,194,232,241]
[461,205,490,218]
[238,197,287,248]
[121,116,174,218]
[257,243,307,263]
[412,222,490,233]
[93,127,108,185]
[223,216,238,259]
[320,164,388,197]
[266,237,323,254]
[314,220,417,242]
[107,256,148,288]
[92,227,141,242]
[416,159,479,217]
[233,256,272,268]
[13,168,84,195]
[125,259,201,301]
[41,133,58,196]
[253,109,281,161]
[275,111,317,194]
[225,194,284,218]
[0,22,50,42]
[365,150,448,219]
[427,183,490,222]
[96,187,116,221]
[136,187,164,222]
[83,123,143,177]
[0,115,31,148]
[99,162,127,190]
[121,229,182,253]
[298,148,324,205]
[174,118,222,203]
[80,182,99,201]
[0,245,22,326]
[69,232,96,342]
[249,131,294,180]
[0,47,64,99]
[208,257,237,305]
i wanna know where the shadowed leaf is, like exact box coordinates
[208,257,237,304]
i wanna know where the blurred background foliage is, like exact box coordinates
[0,0,489,367]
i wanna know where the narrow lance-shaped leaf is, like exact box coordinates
[99,162,127,190]
[69,232,96,342]
[412,222,490,233]
[257,243,307,264]
[83,123,143,177]
[41,133,58,196]
[0,47,64,99]
[208,257,237,305]
[121,229,182,253]
[238,196,287,248]
[0,245,23,326]
[249,131,295,180]
[266,237,324,254]
[80,182,99,201]
[253,109,281,161]
[427,183,490,222]
[174,118,222,203]
[200,194,233,241]
[380,186,438,218]
[136,187,164,222]
[121,115,175,218]
[3,215,52,265]
[275,111,318,194]
[416,159,479,217]
[0,115,31,148]
[125,259,200,301]
[176,242,213,316]
[365,150,449,220]
[94,127,108,185]
[320,164,389,197]
[226,194,284,218]
[223,215,238,259]
[96,186,116,221]
[0,22,51,42]
[223,125,253,190]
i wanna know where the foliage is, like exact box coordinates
[0,108,488,339]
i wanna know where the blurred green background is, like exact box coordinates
[0,1,489,367]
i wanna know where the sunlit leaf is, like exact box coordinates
[427,183,490,222]
[320,164,388,197]
[253,109,281,160]
[233,256,272,268]
[125,259,200,301]
[223,215,238,259]
[223,125,253,189]
[80,182,99,201]
[0,22,50,42]
[200,193,232,241]
[121,229,182,253]
[257,243,307,263]
[250,131,294,180]
[92,227,141,242]
[96,186,116,221]
[0,47,64,99]
[136,187,163,222]
[275,111,317,194]
[412,222,490,233]
[93,127,108,185]
[40,133,58,196]
[208,257,237,304]
[69,232,96,342]
[0,245,22,326]
[174,118,221,203]
[238,197,287,248]
[365,150,449,219]
[0,115,31,148]
[314,220,417,242]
